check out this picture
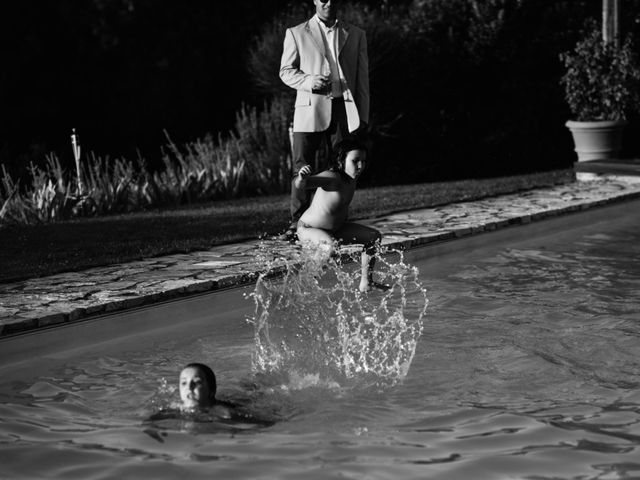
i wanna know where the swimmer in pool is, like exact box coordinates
[295,139,389,292]
[146,363,275,430]
[179,362,235,416]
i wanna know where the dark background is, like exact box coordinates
[1,0,638,186]
[0,0,289,174]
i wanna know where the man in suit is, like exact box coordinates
[279,0,369,241]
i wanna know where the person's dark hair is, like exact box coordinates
[331,138,367,172]
[184,362,217,399]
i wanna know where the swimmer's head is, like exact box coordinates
[179,363,217,409]
[332,139,367,179]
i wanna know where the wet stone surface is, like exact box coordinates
[1,172,640,336]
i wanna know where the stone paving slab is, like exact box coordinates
[1,171,640,337]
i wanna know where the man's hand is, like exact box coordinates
[311,75,330,93]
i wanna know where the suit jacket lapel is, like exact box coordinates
[337,22,350,57]
[304,20,326,58]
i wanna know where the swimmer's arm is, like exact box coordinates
[294,167,340,190]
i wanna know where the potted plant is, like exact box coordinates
[560,22,640,162]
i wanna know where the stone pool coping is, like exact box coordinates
[1,171,640,337]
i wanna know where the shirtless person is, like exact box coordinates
[295,139,386,292]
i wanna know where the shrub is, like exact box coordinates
[560,22,640,121]
[154,95,293,203]
[246,4,309,98]
[0,96,293,226]
[76,153,142,216]
[149,132,246,205]
[235,96,293,195]
[245,0,620,181]
[0,153,142,225]
[1,165,38,225]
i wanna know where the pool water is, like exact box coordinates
[1,201,639,479]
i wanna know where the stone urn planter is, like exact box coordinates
[559,23,640,163]
[565,120,626,162]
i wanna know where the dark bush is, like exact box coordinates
[247,0,640,184]
[0,0,289,177]
[3,0,640,196]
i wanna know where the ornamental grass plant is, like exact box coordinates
[0,98,293,226]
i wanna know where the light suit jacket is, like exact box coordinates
[279,18,369,133]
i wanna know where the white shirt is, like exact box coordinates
[313,14,345,98]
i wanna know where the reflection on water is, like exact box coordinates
[1,210,640,479]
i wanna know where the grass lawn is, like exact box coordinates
[0,169,574,283]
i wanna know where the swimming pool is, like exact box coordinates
[1,199,639,479]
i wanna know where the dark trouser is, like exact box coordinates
[289,98,351,227]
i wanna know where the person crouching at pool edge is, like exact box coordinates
[179,363,234,416]
[295,139,389,293]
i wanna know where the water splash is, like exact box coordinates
[248,241,428,387]
[150,377,179,411]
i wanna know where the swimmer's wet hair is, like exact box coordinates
[332,138,367,172]
[183,363,217,399]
